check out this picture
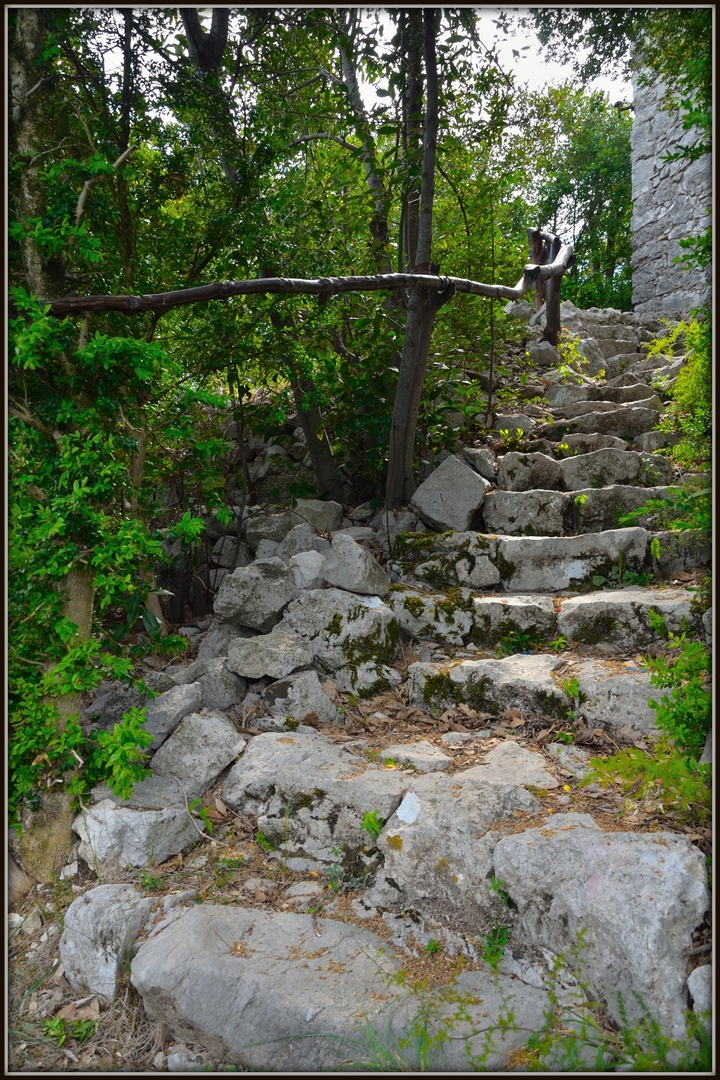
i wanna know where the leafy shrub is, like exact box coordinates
[645,637,711,756]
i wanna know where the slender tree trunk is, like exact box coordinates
[386,10,450,509]
[401,10,424,272]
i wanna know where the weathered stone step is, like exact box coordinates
[545,382,656,407]
[482,485,670,536]
[538,405,661,441]
[496,449,673,492]
[546,394,663,420]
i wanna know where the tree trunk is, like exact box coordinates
[401,10,424,272]
[386,10,446,510]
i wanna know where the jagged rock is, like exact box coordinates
[483,489,571,536]
[280,589,399,674]
[546,382,655,407]
[278,522,317,557]
[561,448,672,490]
[74,799,204,869]
[247,445,288,483]
[504,298,535,320]
[462,445,497,479]
[262,670,338,725]
[570,659,658,733]
[144,682,203,751]
[557,405,661,440]
[288,498,343,533]
[90,773,190,810]
[210,536,251,569]
[388,586,473,646]
[550,399,630,420]
[497,452,563,492]
[493,814,709,1041]
[149,712,246,801]
[687,966,712,1034]
[577,337,606,371]
[169,657,246,709]
[227,628,313,680]
[557,587,695,648]
[410,456,490,531]
[254,538,284,560]
[244,512,295,552]
[370,774,539,929]
[492,412,535,436]
[195,620,243,662]
[471,594,557,646]
[333,662,401,696]
[86,681,147,731]
[334,525,375,543]
[556,433,629,455]
[570,484,670,532]
[382,740,453,772]
[288,550,327,590]
[213,558,299,633]
[408,654,565,717]
[221,730,406,859]
[633,430,679,453]
[528,340,561,367]
[60,885,155,1000]
[650,529,712,576]
[375,510,423,557]
[131,906,547,1071]
[321,532,390,596]
[462,742,559,789]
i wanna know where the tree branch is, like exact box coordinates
[41,251,574,317]
[289,133,360,153]
[74,145,137,226]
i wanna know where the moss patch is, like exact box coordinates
[403,595,426,619]
[386,834,403,851]
[574,614,619,645]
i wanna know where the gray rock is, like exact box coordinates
[388,586,473,646]
[570,659,659,734]
[634,430,679,453]
[483,489,571,536]
[549,399,628,420]
[687,965,712,1034]
[60,884,154,1000]
[288,550,327,590]
[195,620,240,662]
[650,529,711,576]
[463,741,559,788]
[86,681,147,732]
[462,445,498,479]
[698,730,712,766]
[280,589,399,674]
[371,509,422,557]
[244,512,295,552]
[149,712,246,801]
[74,799,204,869]
[556,433,629,454]
[493,815,709,1040]
[254,538,284,560]
[131,906,547,1072]
[497,452,563,492]
[279,523,318,557]
[471,594,557,647]
[577,336,606,371]
[203,507,243,540]
[408,654,565,717]
[561,448,673,490]
[333,525,375,543]
[557,587,694,648]
[262,670,337,725]
[288,498,343,533]
[492,528,649,592]
[411,456,490,531]
[210,536,251,569]
[144,682,202,751]
[321,532,390,596]
[371,773,539,929]
[194,657,247,711]
[492,412,535,436]
[546,743,593,779]
[571,484,670,532]
[213,558,299,633]
[221,730,406,857]
[90,774,190,810]
[504,299,535,320]
[333,662,401,696]
[382,740,453,773]
[563,406,662,440]
[528,340,561,367]
[228,628,313,680]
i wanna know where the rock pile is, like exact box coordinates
[13,301,711,1071]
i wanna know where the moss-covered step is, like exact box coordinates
[482,485,671,536]
[495,448,672,492]
[407,654,568,718]
[557,586,698,648]
[471,595,557,648]
[394,527,649,593]
[387,585,473,645]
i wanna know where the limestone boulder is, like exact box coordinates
[381,740,453,773]
[408,654,565,717]
[321,532,390,596]
[60,885,155,1000]
[557,587,695,649]
[462,445,497,480]
[482,489,571,536]
[288,550,327,590]
[410,456,490,531]
[493,814,709,1040]
[332,662,401,697]
[556,433,629,455]
[144,682,203,751]
[471,594,557,647]
[569,659,658,734]
[262,670,338,725]
[213,558,299,633]
[149,712,246,800]
[288,498,343,533]
[388,586,473,646]
[461,742,559,788]
[227,629,313,680]
[528,340,561,367]
[74,799,204,869]
[280,588,399,674]
[497,452,563,492]
[492,412,535,436]
[570,485,670,533]
[244,513,295,552]
[491,528,649,592]
[561,448,673,491]
[565,405,661,440]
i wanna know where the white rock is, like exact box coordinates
[144,682,202,751]
[557,587,694,648]
[288,550,327,590]
[497,452,563,492]
[687,965,711,1034]
[228,629,313,680]
[149,712,246,800]
[321,532,390,596]
[463,742,559,788]
[571,658,658,733]
[483,490,571,536]
[333,662,401,696]
[528,340,561,367]
[280,588,399,673]
[213,558,299,633]
[382,740,452,773]
[262,670,337,724]
[462,445,497,479]
[288,498,343,532]
[60,884,154,1000]
[74,799,204,869]
[408,654,565,717]
[472,594,557,647]
[388,586,473,646]
[411,456,490,532]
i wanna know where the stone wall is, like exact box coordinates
[630,76,711,313]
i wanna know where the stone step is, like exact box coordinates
[547,395,663,420]
[545,382,656,407]
[496,449,673,492]
[538,404,662,441]
[483,485,671,536]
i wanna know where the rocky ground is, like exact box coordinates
[8,300,712,1072]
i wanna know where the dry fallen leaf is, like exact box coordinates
[215,797,227,815]
[509,716,525,729]
[254,887,269,902]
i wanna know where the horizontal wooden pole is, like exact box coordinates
[35,248,573,318]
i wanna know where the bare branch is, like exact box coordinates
[74,145,137,227]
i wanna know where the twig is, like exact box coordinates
[74,145,137,227]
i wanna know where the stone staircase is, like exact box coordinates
[35,301,711,1072]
